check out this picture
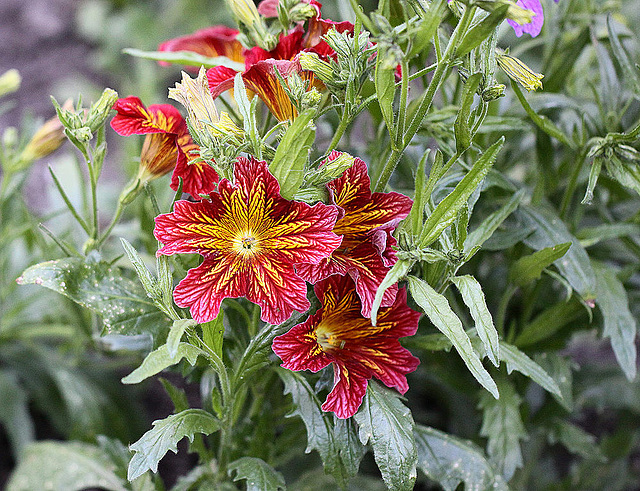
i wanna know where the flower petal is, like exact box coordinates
[322,361,369,419]
[110,96,186,136]
[507,0,544,38]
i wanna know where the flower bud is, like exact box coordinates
[86,88,119,132]
[0,69,21,97]
[69,127,94,142]
[299,52,334,84]
[482,84,506,101]
[305,153,355,186]
[496,51,543,91]
[20,114,66,163]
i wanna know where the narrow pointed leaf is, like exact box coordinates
[515,299,584,347]
[454,73,483,153]
[0,371,34,458]
[499,341,562,397]
[456,5,509,57]
[123,48,245,71]
[407,276,499,398]
[121,343,204,385]
[375,55,396,132]
[167,319,197,359]
[451,275,499,366]
[509,242,571,287]
[371,259,415,326]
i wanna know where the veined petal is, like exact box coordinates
[110,96,187,136]
[305,17,354,58]
[158,25,245,69]
[140,132,179,178]
[207,65,241,99]
[273,275,420,418]
[244,28,306,66]
[507,0,544,38]
[155,157,341,324]
[170,143,219,198]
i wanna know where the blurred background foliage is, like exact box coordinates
[1,0,640,489]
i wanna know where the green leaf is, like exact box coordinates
[120,238,157,299]
[414,425,507,491]
[605,155,640,197]
[456,5,509,57]
[122,48,245,71]
[594,263,637,380]
[464,189,524,258]
[17,257,171,337]
[269,109,316,199]
[404,151,429,236]
[375,55,396,132]
[451,275,499,366]
[515,298,584,347]
[277,369,357,483]
[128,409,221,481]
[407,276,499,398]
[547,418,605,461]
[607,15,640,94]
[534,353,574,411]
[354,382,417,491]
[228,457,286,491]
[122,343,204,385]
[7,441,126,491]
[408,0,447,57]
[577,222,640,248]
[454,72,483,153]
[159,378,190,413]
[167,319,197,359]
[419,138,503,248]
[582,155,603,204]
[202,311,225,357]
[479,378,527,481]
[509,242,571,287]
[0,370,34,458]
[371,259,415,325]
[333,417,367,478]
[518,205,596,300]
[499,341,562,397]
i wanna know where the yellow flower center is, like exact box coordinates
[233,232,260,257]
[316,324,345,351]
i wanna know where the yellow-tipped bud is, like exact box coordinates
[0,69,21,98]
[299,52,334,84]
[19,99,73,163]
[497,51,544,92]
[226,0,262,28]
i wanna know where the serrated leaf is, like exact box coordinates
[333,417,366,477]
[594,263,637,380]
[167,319,197,359]
[479,378,527,481]
[464,189,524,254]
[515,298,584,347]
[7,441,126,491]
[122,343,204,385]
[228,457,286,491]
[0,370,34,458]
[269,109,316,199]
[128,409,221,481]
[375,54,396,132]
[277,369,354,483]
[451,275,499,366]
[454,73,483,153]
[120,238,157,298]
[519,205,596,300]
[534,353,574,411]
[414,425,508,491]
[499,341,562,397]
[122,48,245,71]
[509,242,571,287]
[371,259,415,325]
[17,257,171,337]
[407,276,499,398]
[547,418,605,461]
[354,382,417,491]
[419,138,503,248]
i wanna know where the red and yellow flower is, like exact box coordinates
[272,274,420,419]
[296,152,412,317]
[110,96,218,197]
[154,156,342,325]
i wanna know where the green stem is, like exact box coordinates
[326,106,351,153]
[559,145,589,219]
[374,5,476,192]
[495,284,517,338]
[95,199,126,248]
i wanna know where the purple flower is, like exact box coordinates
[507,0,544,38]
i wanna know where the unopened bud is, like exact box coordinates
[496,51,543,91]
[305,153,355,185]
[226,0,261,27]
[289,2,317,22]
[0,69,21,97]
[20,113,67,163]
[299,52,334,84]
[3,127,18,150]
[86,88,119,132]
[301,88,322,110]
[70,127,94,142]
[482,84,506,101]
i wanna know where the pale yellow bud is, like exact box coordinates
[226,0,262,28]
[0,69,21,97]
[169,67,220,137]
[497,51,544,92]
[19,99,73,163]
[299,52,334,84]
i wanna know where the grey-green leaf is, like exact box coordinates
[17,257,172,337]
[123,48,245,71]
[122,343,204,385]
[509,242,571,287]
[518,205,596,300]
[479,378,527,480]
[375,54,396,132]
[269,109,316,199]
[371,259,415,326]
[354,382,417,491]
[454,73,483,153]
[456,5,509,57]
[414,425,508,491]
[499,341,562,397]
[407,276,499,398]
[128,409,221,481]
[0,370,34,458]
[7,441,126,491]
[167,319,197,359]
[452,275,499,366]
[229,457,286,491]
[594,263,637,380]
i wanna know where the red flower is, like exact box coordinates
[273,274,420,419]
[110,96,218,197]
[158,26,245,71]
[154,157,342,324]
[296,153,412,317]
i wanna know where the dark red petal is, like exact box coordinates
[321,361,369,419]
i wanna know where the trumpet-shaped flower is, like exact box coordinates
[110,96,218,197]
[296,153,412,317]
[273,274,420,419]
[154,157,342,325]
